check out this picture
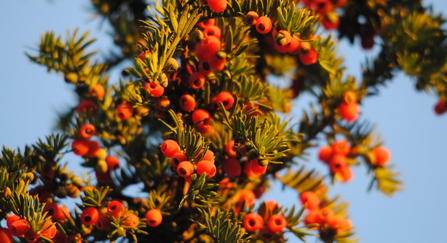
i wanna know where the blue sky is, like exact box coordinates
[1,1,447,242]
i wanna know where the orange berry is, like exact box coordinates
[214,91,234,110]
[192,109,212,127]
[225,140,237,157]
[9,219,30,236]
[40,220,57,239]
[105,155,120,171]
[79,124,96,139]
[107,200,125,219]
[177,161,195,177]
[86,140,101,158]
[300,191,320,210]
[329,154,348,174]
[0,228,13,243]
[179,94,196,112]
[6,214,21,229]
[145,209,162,227]
[72,138,90,156]
[203,26,221,39]
[318,145,333,163]
[250,159,267,174]
[160,139,181,158]
[267,214,287,233]
[196,160,216,178]
[304,210,321,227]
[207,0,227,13]
[81,207,99,226]
[198,36,221,61]
[338,166,353,182]
[197,18,215,29]
[372,147,391,166]
[116,102,134,120]
[299,48,318,65]
[256,16,272,34]
[144,82,164,98]
[318,207,335,224]
[245,11,259,25]
[339,102,359,122]
[171,152,188,168]
[90,84,105,100]
[332,140,350,156]
[243,213,264,232]
[244,162,262,178]
[188,72,206,89]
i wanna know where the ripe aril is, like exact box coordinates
[107,200,125,219]
[77,100,97,116]
[203,26,221,39]
[105,155,120,171]
[122,213,140,227]
[318,145,333,163]
[372,147,391,166]
[243,213,264,232]
[191,109,212,127]
[144,82,164,98]
[214,91,234,110]
[267,214,287,233]
[116,102,134,120]
[95,215,112,230]
[339,102,359,122]
[245,11,259,25]
[145,209,162,227]
[207,0,227,13]
[179,94,196,112]
[79,124,96,139]
[177,161,195,177]
[299,48,318,65]
[197,18,215,29]
[329,154,348,174]
[196,160,216,178]
[188,72,206,89]
[81,207,99,226]
[160,139,181,158]
[300,191,320,210]
[331,140,350,156]
[256,16,272,34]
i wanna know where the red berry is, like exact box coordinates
[318,207,335,224]
[339,102,359,122]
[90,84,105,100]
[197,19,215,29]
[160,139,181,157]
[0,228,13,243]
[225,140,237,157]
[203,26,221,39]
[79,124,96,139]
[372,147,391,166]
[105,155,120,171]
[267,214,287,233]
[191,109,212,127]
[332,140,350,156]
[434,100,447,115]
[243,213,264,232]
[6,214,21,229]
[81,207,99,226]
[86,140,101,158]
[299,48,318,65]
[146,209,163,227]
[188,72,206,89]
[116,102,134,120]
[207,0,227,13]
[24,229,39,242]
[40,220,57,239]
[77,100,97,116]
[72,138,90,156]
[329,154,348,174]
[250,159,267,174]
[198,36,221,61]
[171,152,188,168]
[243,162,262,178]
[318,145,333,163]
[223,157,241,177]
[107,200,125,219]
[9,219,30,236]
[177,161,195,177]
[245,11,259,25]
[144,82,164,98]
[214,91,234,110]
[179,94,196,112]
[256,16,272,34]
[338,166,353,182]
[196,160,216,178]
[198,60,214,76]
[300,191,320,210]
[95,215,112,230]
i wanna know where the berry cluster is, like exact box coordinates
[241,200,288,240]
[318,140,353,182]
[3,214,57,242]
[301,0,347,30]
[300,190,352,238]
